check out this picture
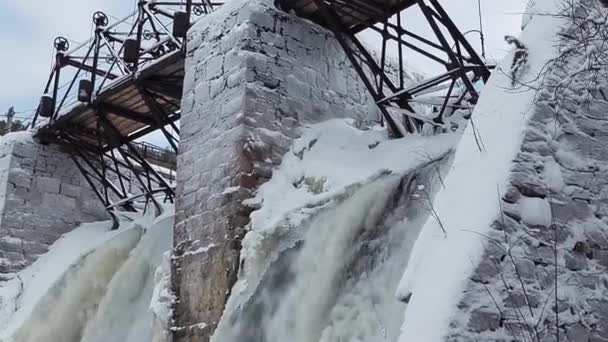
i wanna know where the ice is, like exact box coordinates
[0,220,126,337]
[216,175,410,342]
[150,251,176,342]
[0,131,34,145]
[81,215,173,342]
[265,176,402,342]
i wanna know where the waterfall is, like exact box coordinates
[10,228,143,342]
[7,214,174,342]
[265,175,402,342]
[2,141,449,342]
[216,153,449,342]
[81,215,174,342]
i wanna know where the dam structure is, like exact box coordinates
[10,0,491,341]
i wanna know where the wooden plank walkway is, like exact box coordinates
[281,0,417,32]
[47,51,183,152]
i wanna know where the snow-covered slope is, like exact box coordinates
[396,0,568,340]
[445,0,608,340]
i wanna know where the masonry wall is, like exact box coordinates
[448,2,608,340]
[0,132,108,280]
[172,0,379,340]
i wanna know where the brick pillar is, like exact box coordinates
[171,0,379,340]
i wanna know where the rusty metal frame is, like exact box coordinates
[294,0,491,136]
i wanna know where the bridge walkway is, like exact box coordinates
[279,0,491,135]
[31,0,490,224]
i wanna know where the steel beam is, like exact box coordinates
[293,0,491,135]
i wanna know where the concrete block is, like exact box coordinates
[36,176,61,194]
[8,169,31,189]
[60,183,80,198]
[11,143,38,159]
[42,193,77,210]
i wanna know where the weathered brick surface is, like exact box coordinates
[0,133,108,279]
[172,0,381,340]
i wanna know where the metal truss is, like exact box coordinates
[61,114,178,229]
[31,0,221,223]
[287,0,491,137]
[33,0,221,127]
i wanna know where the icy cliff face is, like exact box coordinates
[398,0,608,341]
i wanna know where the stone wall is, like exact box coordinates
[448,2,608,340]
[171,0,379,340]
[0,132,108,280]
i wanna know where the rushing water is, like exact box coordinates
[9,215,173,342]
[6,154,448,342]
[216,156,448,342]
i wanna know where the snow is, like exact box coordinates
[80,213,173,342]
[520,197,552,227]
[246,118,459,234]
[178,243,217,257]
[0,131,34,146]
[396,0,566,340]
[522,0,538,30]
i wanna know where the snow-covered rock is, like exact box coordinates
[399,0,608,340]
[396,0,568,340]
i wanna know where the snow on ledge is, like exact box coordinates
[245,119,459,234]
[396,0,565,340]
[0,131,34,147]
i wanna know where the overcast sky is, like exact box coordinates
[0,0,528,119]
